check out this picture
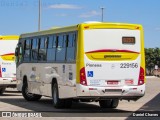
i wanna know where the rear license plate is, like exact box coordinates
[107,81,119,85]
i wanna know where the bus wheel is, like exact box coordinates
[111,99,119,108]
[22,81,42,101]
[0,87,6,95]
[99,99,119,108]
[99,100,112,108]
[52,83,65,108]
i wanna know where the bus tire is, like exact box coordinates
[52,83,65,108]
[22,81,42,101]
[99,100,112,108]
[111,99,119,108]
[0,87,6,95]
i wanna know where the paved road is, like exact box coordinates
[0,77,160,120]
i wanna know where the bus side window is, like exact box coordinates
[15,43,23,64]
[66,33,76,62]
[31,38,39,62]
[19,46,23,62]
[39,37,47,61]
[47,36,56,61]
[23,39,31,62]
[56,34,66,62]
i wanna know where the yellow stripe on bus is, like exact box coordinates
[86,52,140,61]
[0,55,15,61]
[0,36,19,40]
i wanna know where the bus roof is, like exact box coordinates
[20,22,143,39]
[0,35,19,40]
[20,25,78,38]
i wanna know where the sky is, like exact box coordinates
[0,0,160,48]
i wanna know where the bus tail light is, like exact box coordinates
[80,67,87,86]
[138,67,144,85]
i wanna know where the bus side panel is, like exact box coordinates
[17,63,77,98]
[56,64,77,98]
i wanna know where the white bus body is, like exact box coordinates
[0,36,19,95]
[16,22,145,108]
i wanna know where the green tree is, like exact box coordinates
[154,48,160,66]
[145,48,160,75]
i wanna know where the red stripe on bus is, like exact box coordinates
[1,53,15,56]
[86,49,140,54]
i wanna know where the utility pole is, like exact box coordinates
[100,7,105,22]
[38,0,41,31]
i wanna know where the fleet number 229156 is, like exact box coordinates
[120,63,138,68]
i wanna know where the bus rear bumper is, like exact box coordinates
[0,78,17,88]
[76,84,145,101]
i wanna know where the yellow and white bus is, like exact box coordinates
[16,22,145,108]
[0,35,19,95]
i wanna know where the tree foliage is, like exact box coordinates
[145,48,160,75]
